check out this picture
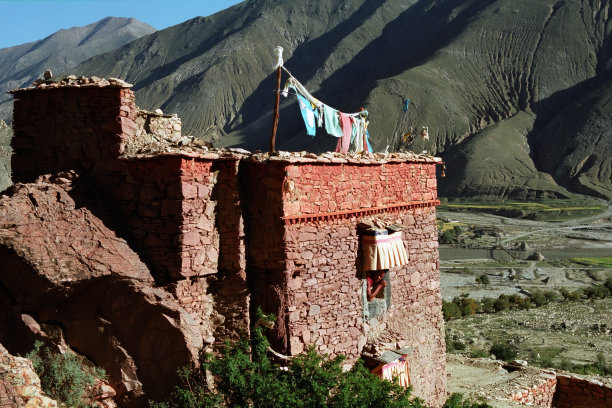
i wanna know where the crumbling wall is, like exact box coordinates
[507,373,556,407]
[9,85,249,353]
[11,86,135,183]
[553,374,612,408]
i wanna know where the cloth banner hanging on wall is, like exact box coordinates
[361,231,408,271]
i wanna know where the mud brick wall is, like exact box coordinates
[243,160,445,408]
[508,374,556,407]
[11,86,136,183]
[553,374,612,408]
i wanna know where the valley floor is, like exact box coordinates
[438,202,612,405]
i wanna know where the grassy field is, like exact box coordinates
[438,197,606,221]
[570,257,612,268]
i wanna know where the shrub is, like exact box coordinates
[440,229,456,244]
[442,301,462,321]
[26,341,104,408]
[489,342,518,362]
[550,354,612,377]
[543,291,558,302]
[457,297,479,317]
[152,310,423,408]
[584,285,610,299]
[475,275,490,285]
[493,295,511,312]
[529,291,547,307]
[444,392,492,408]
[469,349,490,359]
[446,334,466,353]
[480,298,495,313]
[605,278,612,293]
[560,288,582,301]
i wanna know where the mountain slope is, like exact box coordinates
[0,17,156,122]
[0,120,11,191]
[35,0,612,198]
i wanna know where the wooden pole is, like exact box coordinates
[269,65,282,154]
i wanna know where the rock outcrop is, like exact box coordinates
[0,177,203,406]
[0,342,57,408]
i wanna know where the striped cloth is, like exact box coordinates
[362,231,408,271]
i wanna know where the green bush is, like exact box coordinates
[549,354,612,377]
[456,297,479,317]
[440,229,456,244]
[529,291,548,307]
[469,349,490,359]
[583,285,610,299]
[493,295,511,312]
[560,288,582,301]
[442,301,462,320]
[445,331,466,353]
[475,275,490,285]
[26,341,105,408]
[443,392,492,408]
[605,278,612,293]
[152,310,423,408]
[479,298,495,314]
[489,342,518,362]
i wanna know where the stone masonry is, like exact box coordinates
[8,78,447,407]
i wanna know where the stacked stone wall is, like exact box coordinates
[209,160,249,345]
[107,156,184,282]
[553,374,612,408]
[508,374,556,407]
[9,86,250,350]
[11,87,136,183]
[9,85,446,407]
[240,161,290,351]
[109,155,249,346]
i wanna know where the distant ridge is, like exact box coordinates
[11,0,612,199]
[0,17,156,122]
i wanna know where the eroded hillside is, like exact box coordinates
[5,0,610,200]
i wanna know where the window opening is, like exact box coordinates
[358,220,408,320]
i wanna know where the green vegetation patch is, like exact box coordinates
[27,341,106,408]
[152,309,426,408]
[438,197,606,221]
[570,257,612,268]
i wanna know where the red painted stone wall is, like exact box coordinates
[553,374,612,408]
[282,161,437,216]
[243,160,446,408]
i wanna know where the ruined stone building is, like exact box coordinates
[1,78,447,407]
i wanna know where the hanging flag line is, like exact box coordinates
[277,62,372,154]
